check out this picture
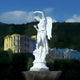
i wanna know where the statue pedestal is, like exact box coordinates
[30,61,49,71]
[22,71,62,80]
[30,49,49,71]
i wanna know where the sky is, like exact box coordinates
[0,0,80,24]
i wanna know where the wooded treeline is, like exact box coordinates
[0,22,80,51]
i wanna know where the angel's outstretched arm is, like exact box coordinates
[33,25,38,31]
[33,11,45,19]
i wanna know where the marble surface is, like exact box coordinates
[30,11,52,71]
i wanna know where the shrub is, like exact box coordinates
[47,61,54,71]
[53,59,80,80]
[27,58,33,70]
[47,59,80,80]
[12,53,27,72]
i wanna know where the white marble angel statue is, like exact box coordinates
[30,11,52,71]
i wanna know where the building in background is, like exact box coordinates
[46,48,80,62]
[31,35,37,40]
[4,34,36,53]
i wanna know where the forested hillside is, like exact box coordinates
[0,22,80,51]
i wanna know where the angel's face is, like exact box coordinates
[34,16,40,21]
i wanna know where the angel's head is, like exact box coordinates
[34,15,40,21]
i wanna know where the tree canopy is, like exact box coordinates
[0,22,80,51]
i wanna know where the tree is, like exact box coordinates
[7,49,13,62]
[27,58,33,70]
[0,47,4,52]
[8,26,15,34]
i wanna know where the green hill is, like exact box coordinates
[0,22,80,51]
[50,22,80,51]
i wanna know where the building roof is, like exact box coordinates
[4,34,36,41]
[11,33,20,36]
[4,34,11,39]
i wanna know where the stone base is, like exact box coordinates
[22,71,62,80]
[30,68,49,71]
[30,62,49,71]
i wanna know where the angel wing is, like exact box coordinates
[46,17,52,40]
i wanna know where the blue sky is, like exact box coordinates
[0,0,80,24]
